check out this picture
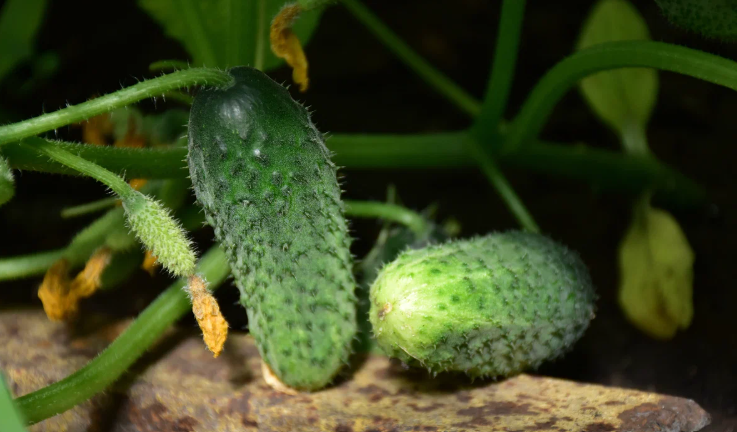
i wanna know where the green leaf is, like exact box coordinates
[138,0,323,70]
[577,0,658,135]
[0,373,27,432]
[0,0,48,83]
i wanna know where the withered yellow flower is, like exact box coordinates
[187,275,228,358]
[270,4,309,92]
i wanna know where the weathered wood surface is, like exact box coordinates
[0,310,710,432]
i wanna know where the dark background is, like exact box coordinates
[0,1,735,430]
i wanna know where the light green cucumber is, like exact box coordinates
[369,231,596,378]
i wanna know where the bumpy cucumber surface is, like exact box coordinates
[369,231,596,378]
[187,67,356,390]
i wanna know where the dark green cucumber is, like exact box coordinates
[369,231,596,378]
[187,67,356,390]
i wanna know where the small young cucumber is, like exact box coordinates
[369,231,596,378]
[187,67,357,390]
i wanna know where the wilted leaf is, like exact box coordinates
[578,0,658,135]
[0,0,48,83]
[618,199,694,339]
[138,0,323,71]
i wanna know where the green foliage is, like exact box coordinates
[369,231,596,377]
[578,0,658,137]
[0,0,47,83]
[0,373,26,432]
[138,0,323,70]
[655,0,737,40]
[188,66,356,390]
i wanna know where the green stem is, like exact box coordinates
[16,245,230,425]
[474,0,526,143]
[0,68,232,146]
[621,121,650,157]
[24,138,132,198]
[3,133,704,206]
[3,140,187,179]
[506,40,737,151]
[0,250,65,281]
[148,60,191,71]
[344,200,429,236]
[0,375,26,432]
[341,0,481,116]
[61,197,117,218]
[254,0,267,71]
[506,142,704,207]
[339,0,538,229]
[465,137,540,233]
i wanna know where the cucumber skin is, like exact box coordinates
[369,231,596,378]
[187,67,356,390]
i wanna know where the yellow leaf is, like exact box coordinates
[618,198,694,339]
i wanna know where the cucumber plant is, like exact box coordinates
[0,0,733,426]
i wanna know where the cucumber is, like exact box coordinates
[369,231,596,378]
[187,67,356,390]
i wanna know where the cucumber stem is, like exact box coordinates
[342,0,481,116]
[474,0,526,146]
[0,68,232,146]
[344,200,429,236]
[505,40,737,152]
[2,133,704,207]
[26,138,132,198]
